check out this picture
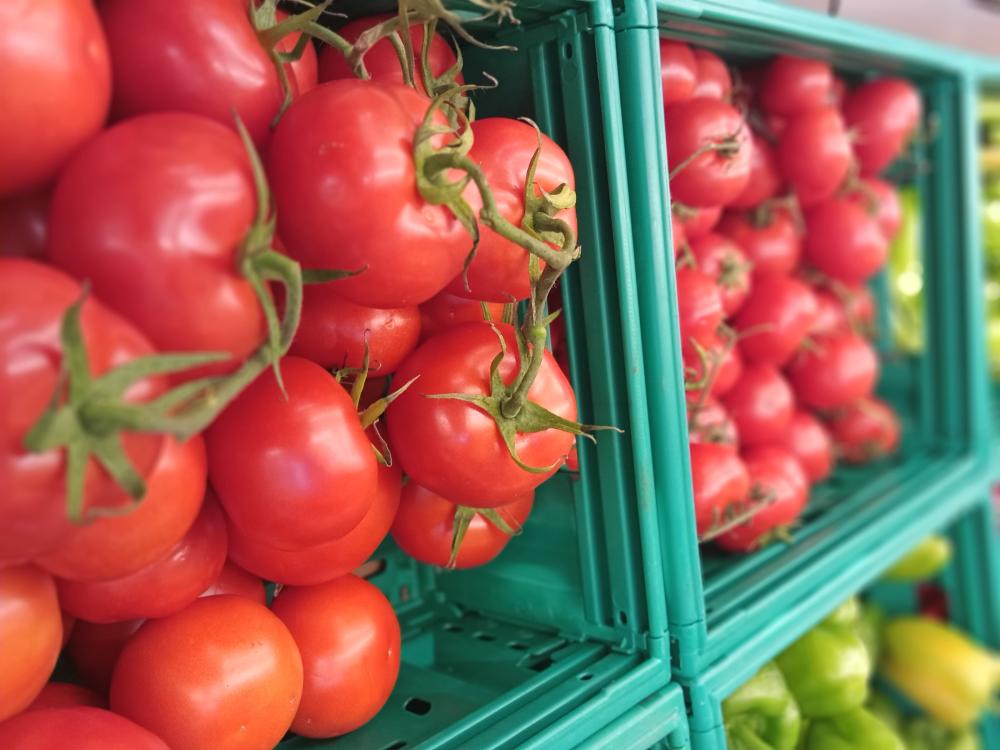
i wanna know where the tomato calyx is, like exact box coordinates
[668,129,745,182]
[697,485,777,544]
[448,504,522,568]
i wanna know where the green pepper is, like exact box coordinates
[882,535,952,582]
[823,597,861,628]
[804,707,906,750]
[902,716,981,750]
[723,661,802,750]
[866,690,903,734]
[855,601,885,663]
[776,618,871,718]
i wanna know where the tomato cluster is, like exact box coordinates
[0,4,585,747]
[660,43,915,551]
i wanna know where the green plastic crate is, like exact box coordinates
[612,0,993,680]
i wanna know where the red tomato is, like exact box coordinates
[392,485,534,568]
[0,190,49,259]
[721,365,794,446]
[787,331,878,410]
[676,267,725,348]
[778,107,851,206]
[270,80,471,307]
[56,499,227,624]
[827,397,900,463]
[671,213,687,255]
[717,208,801,277]
[690,233,752,316]
[716,446,809,552]
[38,436,206,583]
[842,285,877,334]
[665,99,753,207]
[0,259,165,562]
[272,576,399,738]
[199,561,265,605]
[759,55,833,116]
[804,197,888,284]
[66,619,143,694]
[692,49,731,100]
[843,78,922,176]
[420,292,506,340]
[207,356,376,549]
[810,289,850,337]
[0,707,168,750]
[387,323,577,505]
[734,275,818,366]
[226,462,401,586]
[676,204,723,241]
[0,0,110,197]
[850,177,902,240]
[111,596,302,750]
[100,0,317,148]
[690,443,750,536]
[60,612,76,648]
[779,410,834,483]
[0,566,62,721]
[727,134,784,209]
[688,397,739,446]
[290,284,420,374]
[446,118,577,302]
[684,334,743,400]
[659,40,697,105]
[831,75,848,106]
[26,683,105,711]
[318,14,459,96]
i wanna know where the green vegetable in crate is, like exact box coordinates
[866,691,903,734]
[723,661,802,750]
[804,707,905,750]
[902,716,981,750]
[881,535,952,582]
[889,186,924,354]
[855,601,885,663]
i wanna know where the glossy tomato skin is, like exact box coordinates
[851,177,902,240]
[0,190,49,259]
[780,410,834,483]
[759,55,833,116]
[270,80,471,308]
[690,233,752,316]
[690,443,750,536]
[0,259,165,563]
[100,0,317,148]
[734,275,818,366]
[272,576,400,738]
[721,365,794,446]
[392,485,534,568]
[804,197,888,284]
[207,356,377,549]
[66,619,143,694]
[38,436,207,583]
[447,118,577,302]
[48,114,265,374]
[26,683,105,711]
[111,596,303,750]
[718,208,801,277]
[676,267,725,348]
[420,292,506,340]
[727,134,784,209]
[199,560,266,605]
[0,0,111,198]
[676,205,723,240]
[843,78,921,176]
[778,107,852,206]
[0,566,62,722]
[665,99,752,207]
[387,323,577,506]
[226,462,401,586]
[827,397,900,463]
[291,284,420,375]
[692,49,732,100]
[0,707,168,750]
[810,288,850,337]
[787,331,878,410]
[671,214,687,255]
[659,40,697,105]
[56,499,227,624]
[688,397,739,447]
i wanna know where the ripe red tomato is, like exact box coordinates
[26,683,105,711]
[690,233,752,316]
[716,446,809,552]
[721,365,794,446]
[0,707,168,750]
[676,267,725,348]
[100,0,317,148]
[318,14,459,96]
[111,596,303,750]
[717,208,801,277]
[226,462,401,586]
[842,285,876,334]
[690,443,750,536]
[676,204,723,240]
[0,259,165,563]
[199,561,265,605]
[0,566,62,722]
[778,107,851,206]
[831,75,848,106]
[0,189,49,259]
[671,213,687,255]
[779,410,834,483]
[850,177,902,240]
[269,80,471,308]
[692,49,732,100]
[843,78,921,176]
[392,485,534,568]
[684,334,743,400]
[659,40,697,105]
[56,498,227,624]
[420,292,506,340]
[387,323,577,506]
[827,397,900,463]
[49,114,267,374]
[0,0,110,198]
[759,55,833,116]
[272,575,399,738]
[688,397,739,447]
[207,356,377,549]
[38,436,206,583]
[810,288,850,337]
[804,197,888,284]
[66,619,143,694]
[290,284,420,374]
[665,99,752,207]
[734,275,818,366]
[446,118,577,302]
[787,331,878,410]
[727,134,784,209]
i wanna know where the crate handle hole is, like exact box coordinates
[527,655,554,672]
[578,672,594,682]
[563,43,573,59]
[381,742,407,750]
[443,623,463,633]
[617,611,628,625]
[507,641,529,651]
[473,631,496,642]
[404,697,431,716]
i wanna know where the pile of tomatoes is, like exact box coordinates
[660,42,921,551]
[0,2,583,747]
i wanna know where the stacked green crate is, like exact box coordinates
[981,92,1000,480]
